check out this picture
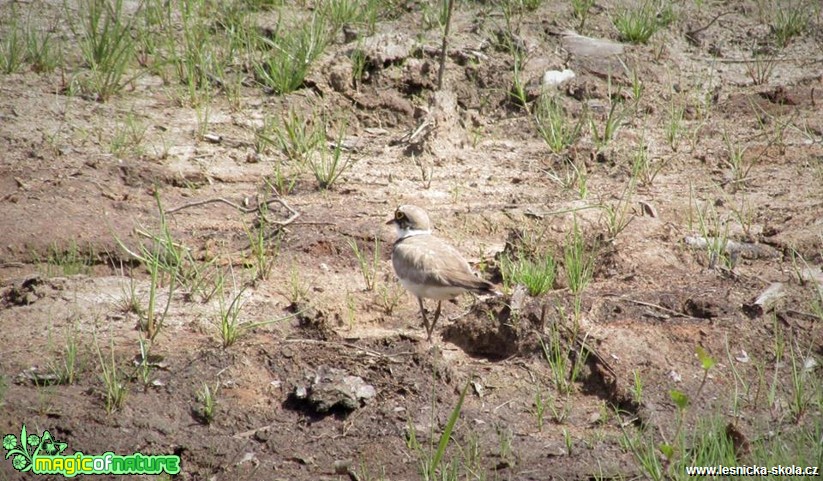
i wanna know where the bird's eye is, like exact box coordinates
[395,210,404,220]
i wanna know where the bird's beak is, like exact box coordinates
[385,218,395,225]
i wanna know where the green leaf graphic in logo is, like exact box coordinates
[12,455,27,470]
[4,426,69,472]
[38,431,67,456]
[4,426,33,472]
[2,434,16,451]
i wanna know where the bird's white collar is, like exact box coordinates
[396,227,431,240]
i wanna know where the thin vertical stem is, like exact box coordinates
[436,0,455,90]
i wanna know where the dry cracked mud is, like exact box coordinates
[1,1,822,480]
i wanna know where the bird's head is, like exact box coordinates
[386,205,432,239]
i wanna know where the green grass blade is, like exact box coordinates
[430,379,470,477]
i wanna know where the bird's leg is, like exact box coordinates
[426,301,442,340]
[417,297,431,337]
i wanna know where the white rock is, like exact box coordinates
[543,69,576,87]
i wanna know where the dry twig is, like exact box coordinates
[167,195,300,227]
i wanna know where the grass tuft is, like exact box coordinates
[349,236,381,291]
[771,2,809,48]
[407,378,471,480]
[95,334,127,414]
[196,382,219,425]
[534,93,585,153]
[571,0,596,30]
[35,241,95,277]
[563,220,594,297]
[74,0,137,101]
[255,14,329,95]
[613,0,674,44]
[213,266,297,347]
[0,7,25,73]
[263,108,324,165]
[308,118,354,190]
[500,251,556,296]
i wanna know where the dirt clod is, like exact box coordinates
[1,1,821,479]
[290,366,376,414]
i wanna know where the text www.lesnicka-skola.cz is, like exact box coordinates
[685,465,819,477]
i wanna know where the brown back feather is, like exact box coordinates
[393,235,494,293]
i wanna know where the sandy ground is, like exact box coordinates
[1,0,822,480]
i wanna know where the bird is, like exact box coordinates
[386,205,499,340]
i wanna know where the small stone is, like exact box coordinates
[333,460,352,475]
[471,380,485,398]
[253,430,270,443]
[290,366,376,413]
[639,201,657,218]
[542,69,576,87]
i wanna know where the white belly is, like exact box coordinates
[399,278,467,300]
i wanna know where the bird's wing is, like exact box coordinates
[394,235,493,292]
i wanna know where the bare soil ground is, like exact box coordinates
[1,0,822,480]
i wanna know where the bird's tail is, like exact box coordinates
[477,280,503,297]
